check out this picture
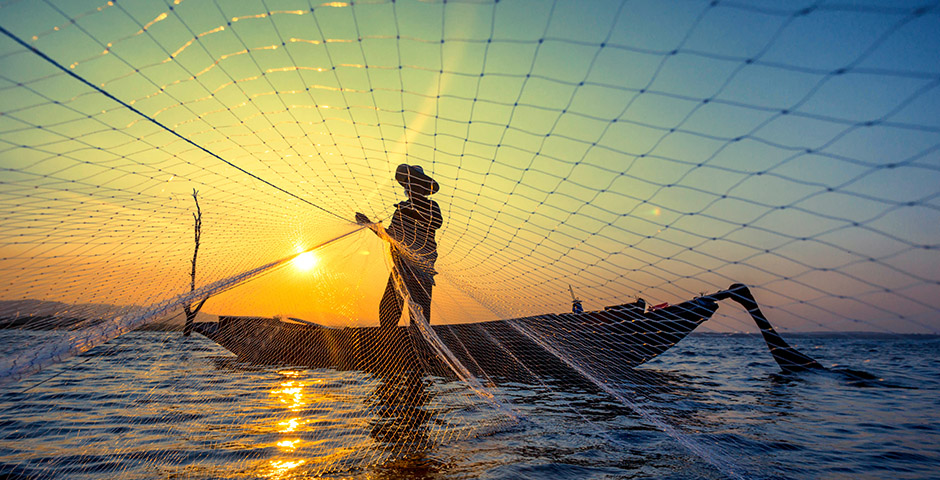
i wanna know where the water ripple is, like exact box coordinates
[0,332,937,479]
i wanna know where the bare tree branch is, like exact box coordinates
[183,189,209,336]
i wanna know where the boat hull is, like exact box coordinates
[193,297,719,381]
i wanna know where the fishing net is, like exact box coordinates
[1,0,938,478]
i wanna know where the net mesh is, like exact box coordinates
[0,0,938,478]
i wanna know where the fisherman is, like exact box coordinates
[356,164,442,328]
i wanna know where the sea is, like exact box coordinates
[0,331,938,479]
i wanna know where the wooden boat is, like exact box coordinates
[193,284,821,381]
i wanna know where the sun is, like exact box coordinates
[292,251,319,272]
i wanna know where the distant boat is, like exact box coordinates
[193,284,821,381]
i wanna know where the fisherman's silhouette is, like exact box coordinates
[356,164,442,329]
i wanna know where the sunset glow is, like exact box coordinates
[0,0,936,338]
[291,252,319,272]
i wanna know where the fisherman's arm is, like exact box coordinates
[356,208,406,243]
[354,212,381,237]
[430,201,442,231]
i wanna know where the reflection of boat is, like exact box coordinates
[194,284,821,381]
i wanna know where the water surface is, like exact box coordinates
[1,331,938,479]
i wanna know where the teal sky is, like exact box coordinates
[0,0,938,333]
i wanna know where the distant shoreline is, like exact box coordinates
[1,316,934,338]
[691,331,940,339]
[0,315,217,332]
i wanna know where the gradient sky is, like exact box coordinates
[0,0,938,333]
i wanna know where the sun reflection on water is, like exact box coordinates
[276,439,300,450]
[265,370,313,477]
[259,368,438,478]
[277,417,302,433]
[265,459,306,478]
[274,408,302,451]
[271,381,306,411]
[271,370,314,413]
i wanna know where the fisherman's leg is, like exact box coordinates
[379,273,403,328]
[403,271,433,324]
[416,281,432,324]
[401,270,435,374]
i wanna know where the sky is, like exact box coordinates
[0,0,938,333]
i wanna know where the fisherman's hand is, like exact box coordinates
[355,212,372,225]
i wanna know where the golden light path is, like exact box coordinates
[259,369,384,478]
[267,370,307,479]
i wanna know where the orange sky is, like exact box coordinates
[1,1,938,333]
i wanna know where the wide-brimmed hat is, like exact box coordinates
[395,164,439,196]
